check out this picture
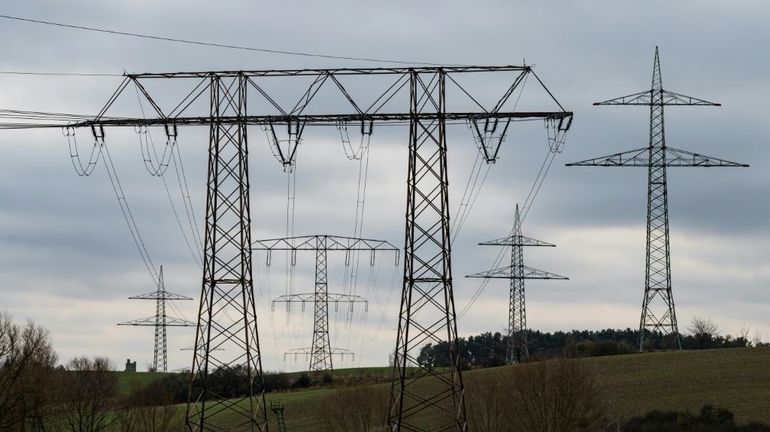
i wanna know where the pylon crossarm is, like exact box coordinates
[665,147,749,167]
[466,265,568,280]
[117,315,195,326]
[283,347,354,357]
[567,146,749,168]
[594,90,653,106]
[70,112,572,129]
[128,290,193,300]
[660,90,720,106]
[566,147,651,167]
[273,293,367,304]
[594,89,719,107]
[479,234,555,247]
[251,234,398,251]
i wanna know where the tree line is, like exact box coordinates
[417,318,760,369]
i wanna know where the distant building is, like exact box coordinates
[124,358,137,372]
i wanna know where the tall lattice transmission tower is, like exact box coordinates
[252,235,398,372]
[118,266,195,372]
[68,65,571,430]
[568,47,748,350]
[467,204,566,364]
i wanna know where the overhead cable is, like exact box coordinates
[0,13,449,66]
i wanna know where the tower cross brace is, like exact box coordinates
[252,234,398,372]
[567,47,748,351]
[466,205,566,364]
[68,65,571,431]
[117,265,195,372]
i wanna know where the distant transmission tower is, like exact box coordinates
[252,235,398,372]
[118,266,194,372]
[567,47,748,351]
[467,204,566,364]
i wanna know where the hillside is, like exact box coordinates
[128,346,770,430]
[263,347,770,430]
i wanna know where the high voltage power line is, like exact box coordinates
[0,13,453,67]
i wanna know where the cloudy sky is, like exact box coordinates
[0,0,768,372]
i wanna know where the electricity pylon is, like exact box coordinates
[466,205,566,364]
[567,47,748,351]
[252,235,398,372]
[70,65,571,431]
[118,265,194,372]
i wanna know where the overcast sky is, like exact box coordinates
[0,0,768,372]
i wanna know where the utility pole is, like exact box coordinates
[118,265,194,372]
[567,47,748,351]
[69,65,571,431]
[467,204,566,364]
[252,235,398,372]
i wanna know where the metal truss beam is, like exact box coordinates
[567,146,748,168]
[594,89,721,106]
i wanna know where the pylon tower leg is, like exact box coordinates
[389,70,468,431]
[186,74,268,431]
[310,237,332,371]
[639,50,681,351]
[152,290,168,372]
[507,211,528,364]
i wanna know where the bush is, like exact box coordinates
[318,386,389,432]
[623,405,770,431]
[292,373,312,389]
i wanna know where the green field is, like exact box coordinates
[128,347,770,430]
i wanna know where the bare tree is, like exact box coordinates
[688,316,719,336]
[466,378,509,432]
[509,357,610,432]
[737,323,752,341]
[57,356,118,432]
[319,385,390,432]
[0,312,57,430]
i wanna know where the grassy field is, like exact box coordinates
[127,347,770,430]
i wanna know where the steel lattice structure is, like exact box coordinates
[466,205,566,364]
[117,265,194,372]
[252,235,398,372]
[69,65,571,431]
[567,47,748,351]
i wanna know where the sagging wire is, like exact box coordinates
[133,81,201,268]
[171,143,204,256]
[449,73,530,244]
[459,117,571,319]
[283,159,299,327]
[64,125,103,176]
[99,137,160,288]
[133,82,176,177]
[343,121,374,326]
[65,126,163,288]
[136,124,176,177]
[160,164,202,268]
